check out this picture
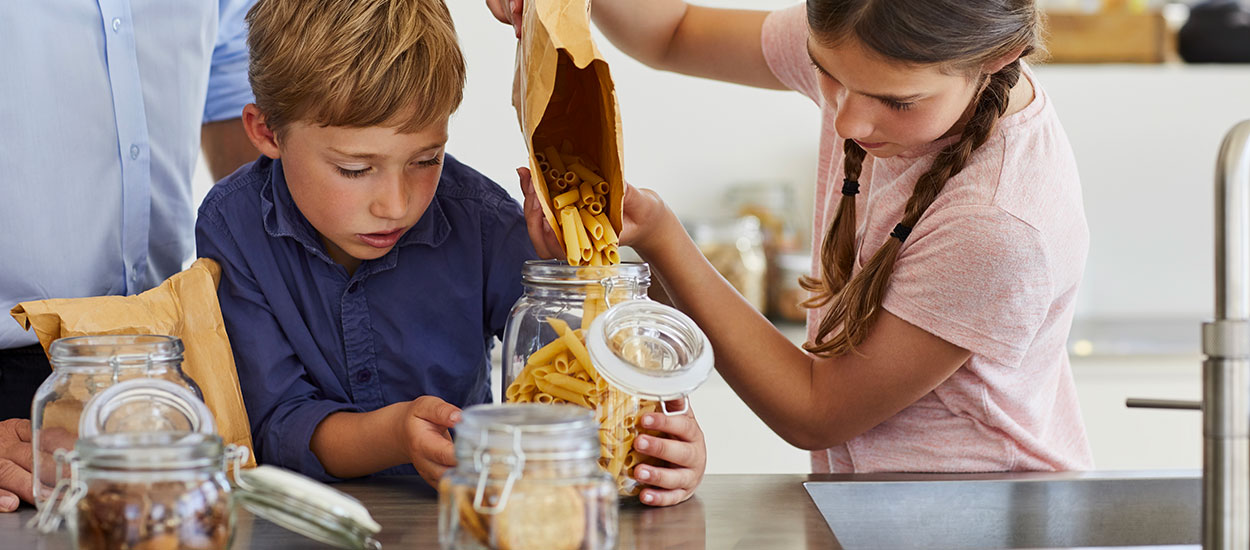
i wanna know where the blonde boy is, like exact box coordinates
[198,0,707,505]
[196,0,536,486]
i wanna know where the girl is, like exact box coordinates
[490,0,1093,474]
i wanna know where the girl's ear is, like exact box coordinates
[240,104,282,160]
[982,44,1028,75]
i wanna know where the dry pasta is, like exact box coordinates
[532,145,620,266]
[504,301,665,497]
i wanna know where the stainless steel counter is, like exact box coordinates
[0,472,1201,549]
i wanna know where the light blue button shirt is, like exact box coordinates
[0,0,255,349]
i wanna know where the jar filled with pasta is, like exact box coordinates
[31,335,201,508]
[501,263,713,497]
[438,403,616,550]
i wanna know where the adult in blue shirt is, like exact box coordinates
[0,1,260,511]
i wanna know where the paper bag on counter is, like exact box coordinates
[10,258,256,467]
[513,0,625,257]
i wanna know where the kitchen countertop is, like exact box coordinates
[2,471,1205,549]
[2,474,836,550]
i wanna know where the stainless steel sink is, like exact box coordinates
[803,471,1200,549]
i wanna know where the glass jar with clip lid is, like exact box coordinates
[501,261,713,497]
[32,377,383,550]
[438,403,617,550]
[31,334,201,508]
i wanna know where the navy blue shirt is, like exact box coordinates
[196,155,535,482]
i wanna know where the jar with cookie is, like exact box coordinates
[438,403,617,550]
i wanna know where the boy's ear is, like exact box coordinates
[982,44,1028,75]
[241,104,282,159]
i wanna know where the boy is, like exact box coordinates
[197,0,705,505]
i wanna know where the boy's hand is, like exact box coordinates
[516,167,676,261]
[631,400,706,507]
[397,396,462,488]
[486,0,524,38]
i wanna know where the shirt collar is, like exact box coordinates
[259,158,452,272]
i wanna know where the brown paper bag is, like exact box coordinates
[514,0,625,255]
[10,258,256,467]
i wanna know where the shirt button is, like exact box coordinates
[129,144,140,160]
[355,370,372,383]
[347,282,359,293]
[111,18,122,32]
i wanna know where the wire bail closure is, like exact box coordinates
[30,449,82,533]
[471,424,526,515]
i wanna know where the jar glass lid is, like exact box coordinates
[235,465,381,550]
[49,334,184,367]
[78,378,215,438]
[456,403,599,457]
[586,301,713,402]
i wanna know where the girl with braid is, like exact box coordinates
[490,0,1092,474]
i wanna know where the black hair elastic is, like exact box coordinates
[841,178,860,196]
[890,223,913,243]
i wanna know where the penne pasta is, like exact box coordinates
[570,206,593,262]
[595,180,609,197]
[544,372,596,397]
[579,209,605,241]
[578,182,596,206]
[543,145,566,173]
[553,189,580,210]
[594,212,619,245]
[552,351,571,373]
[563,171,579,187]
[605,245,620,264]
[568,163,604,186]
[560,208,581,262]
[526,333,570,366]
[587,200,603,216]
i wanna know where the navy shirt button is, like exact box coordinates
[356,370,372,383]
[347,282,359,293]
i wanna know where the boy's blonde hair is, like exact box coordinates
[246,0,465,137]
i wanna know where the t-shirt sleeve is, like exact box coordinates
[203,0,255,123]
[761,3,821,103]
[881,207,1053,368]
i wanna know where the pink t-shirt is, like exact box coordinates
[762,4,1094,472]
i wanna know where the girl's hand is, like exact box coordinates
[397,396,462,488]
[631,400,707,507]
[516,167,677,261]
[485,0,524,38]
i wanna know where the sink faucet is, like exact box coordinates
[1205,119,1250,550]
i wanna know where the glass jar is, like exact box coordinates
[769,252,813,323]
[32,335,200,507]
[34,378,382,550]
[688,217,768,313]
[501,263,713,497]
[438,403,616,550]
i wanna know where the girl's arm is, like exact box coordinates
[486,0,784,90]
[636,204,970,449]
[518,176,971,451]
[591,1,784,90]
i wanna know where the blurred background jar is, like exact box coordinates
[31,335,200,508]
[687,217,768,313]
[769,252,814,324]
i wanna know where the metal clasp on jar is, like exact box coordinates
[597,275,637,310]
[471,424,526,514]
[29,448,84,533]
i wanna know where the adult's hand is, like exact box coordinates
[0,419,35,512]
